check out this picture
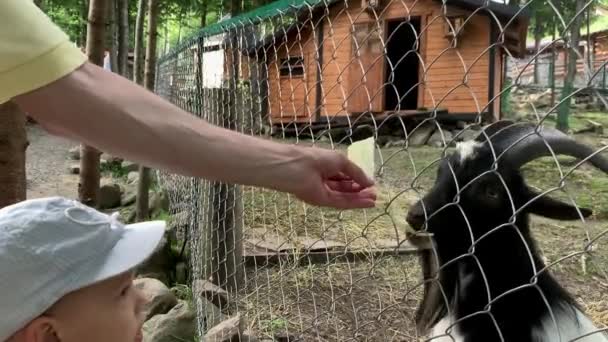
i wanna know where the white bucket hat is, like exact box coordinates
[0,196,166,340]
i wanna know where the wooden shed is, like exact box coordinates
[202,0,530,125]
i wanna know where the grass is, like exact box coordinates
[100,160,129,180]
[208,127,608,340]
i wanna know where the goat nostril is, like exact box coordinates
[406,211,425,231]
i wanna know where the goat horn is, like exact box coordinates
[476,121,608,173]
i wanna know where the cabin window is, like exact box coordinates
[444,16,465,38]
[279,56,304,77]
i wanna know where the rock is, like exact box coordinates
[427,129,454,148]
[68,146,80,160]
[149,191,170,216]
[121,192,136,207]
[122,160,139,172]
[101,153,123,164]
[378,135,402,148]
[68,164,80,175]
[240,331,260,342]
[351,124,374,142]
[134,278,178,321]
[202,297,227,329]
[127,209,137,224]
[143,301,196,342]
[127,171,139,184]
[137,234,172,285]
[385,139,406,148]
[194,279,229,309]
[204,314,244,342]
[528,89,552,108]
[274,332,298,342]
[407,123,435,146]
[99,183,122,209]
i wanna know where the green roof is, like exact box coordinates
[199,0,338,36]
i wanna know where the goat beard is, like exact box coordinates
[415,246,447,337]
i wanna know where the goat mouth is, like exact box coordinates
[405,228,434,250]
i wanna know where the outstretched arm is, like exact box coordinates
[14,62,377,209]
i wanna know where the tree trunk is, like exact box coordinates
[163,23,169,55]
[556,0,585,133]
[79,0,109,207]
[117,0,129,76]
[136,0,158,221]
[133,0,147,85]
[231,0,241,16]
[533,14,542,85]
[200,0,208,27]
[80,0,89,47]
[0,102,28,209]
[109,0,119,72]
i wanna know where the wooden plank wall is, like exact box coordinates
[266,0,495,121]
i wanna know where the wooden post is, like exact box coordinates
[0,102,27,209]
[205,34,245,295]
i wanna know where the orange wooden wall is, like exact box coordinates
[264,0,503,122]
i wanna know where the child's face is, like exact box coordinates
[25,270,148,342]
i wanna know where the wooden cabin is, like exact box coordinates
[202,0,530,125]
[507,28,608,90]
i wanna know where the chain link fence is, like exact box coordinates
[154,0,608,340]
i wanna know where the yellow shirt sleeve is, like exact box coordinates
[0,0,88,104]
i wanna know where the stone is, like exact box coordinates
[240,331,260,342]
[427,129,453,148]
[407,123,435,146]
[98,183,122,209]
[121,192,136,207]
[143,300,196,342]
[127,171,139,184]
[149,191,170,216]
[377,135,402,148]
[127,209,137,224]
[101,153,123,164]
[385,139,406,148]
[194,279,229,309]
[527,89,552,108]
[204,314,244,342]
[351,124,374,141]
[134,278,178,321]
[137,235,172,285]
[68,164,80,175]
[202,297,227,329]
[68,146,80,160]
[122,160,139,172]
[273,332,298,342]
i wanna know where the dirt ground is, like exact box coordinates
[25,124,79,200]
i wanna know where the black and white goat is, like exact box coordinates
[405,120,608,342]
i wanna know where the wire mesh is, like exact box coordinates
[154,0,608,340]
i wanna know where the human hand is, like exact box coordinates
[280,146,377,209]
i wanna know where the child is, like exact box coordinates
[0,196,166,342]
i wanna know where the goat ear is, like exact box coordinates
[525,189,593,220]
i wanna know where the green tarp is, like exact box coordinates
[199,0,340,36]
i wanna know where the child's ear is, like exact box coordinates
[525,188,592,221]
[17,316,61,342]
